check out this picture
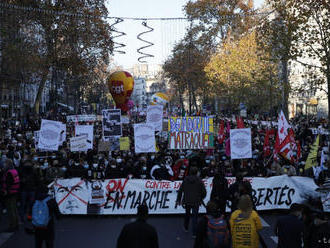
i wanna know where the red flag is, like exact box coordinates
[263,130,271,157]
[217,120,225,144]
[297,140,301,160]
[236,116,244,129]
[279,129,297,163]
[225,122,231,157]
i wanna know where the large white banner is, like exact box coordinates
[38,120,63,151]
[52,176,322,215]
[75,125,93,150]
[230,128,252,159]
[134,124,156,153]
[146,105,163,131]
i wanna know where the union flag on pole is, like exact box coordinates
[217,120,225,144]
[278,128,298,163]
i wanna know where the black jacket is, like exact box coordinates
[117,219,159,248]
[177,175,206,206]
[211,175,228,206]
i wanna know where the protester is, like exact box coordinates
[305,212,330,248]
[19,159,40,223]
[229,194,263,248]
[210,169,228,216]
[117,204,159,248]
[32,185,60,248]
[194,201,230,248]
[1,159,20,232]
[176,166,207,238]
[275,203,304,248]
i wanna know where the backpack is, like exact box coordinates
[206,215,229,248]
[32,196,51,228]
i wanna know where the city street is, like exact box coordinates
[0,213,279,248]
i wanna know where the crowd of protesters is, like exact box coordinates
[0,111,330,247]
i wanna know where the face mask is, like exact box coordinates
[93,164,98,168]
[180,155,184,159]
[142,166,147,171]
[61,167,67,172]
[141,175,146,179]
[151,155,155,160]
[51,155,56,159]
[33,157,38,161]
[83,164,89,169]
[116,158,122,163]
[205,160,210,164]
[111,164,116,168]
[75,163,80,166]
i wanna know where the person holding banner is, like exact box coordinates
[176,167,207,238]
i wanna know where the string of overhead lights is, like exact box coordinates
[0,2,272,21]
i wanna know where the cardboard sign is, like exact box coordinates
[98,140,110,152]
[120,137,130,151]
[75,125,93,150]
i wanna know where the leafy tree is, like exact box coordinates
[260,0,330,118]
[0,0,113,114]
[205,30,281,113]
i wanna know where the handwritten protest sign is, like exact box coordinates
[168,117,214,149]
[70,134,88,152]
[75,125,93,150]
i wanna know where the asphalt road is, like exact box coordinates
[0,213,280,248]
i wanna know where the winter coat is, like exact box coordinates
[177,175,206,206]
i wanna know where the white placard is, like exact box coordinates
[38,120,63,151]
[66,115,97,122]
[52,175,321,215]
[146,105,163,131]
[102,109,122,138]
[121,116,130,124]
[134,124,156,153]
[70,134,88,152]
[230,128,252,159]
[75,125,93,150]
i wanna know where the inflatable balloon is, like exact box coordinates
[150,92,169,106]
[107,71,134,111]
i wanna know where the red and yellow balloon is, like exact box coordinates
[107,71,134,112]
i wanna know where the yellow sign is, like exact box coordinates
[305,135,319,170]
[309,98,318,105]
[119,137,130,151]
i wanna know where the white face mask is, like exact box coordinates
[116,158,122,163]
[83,164,89,169]
[151,155,155,160]
[93,164,98,168]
